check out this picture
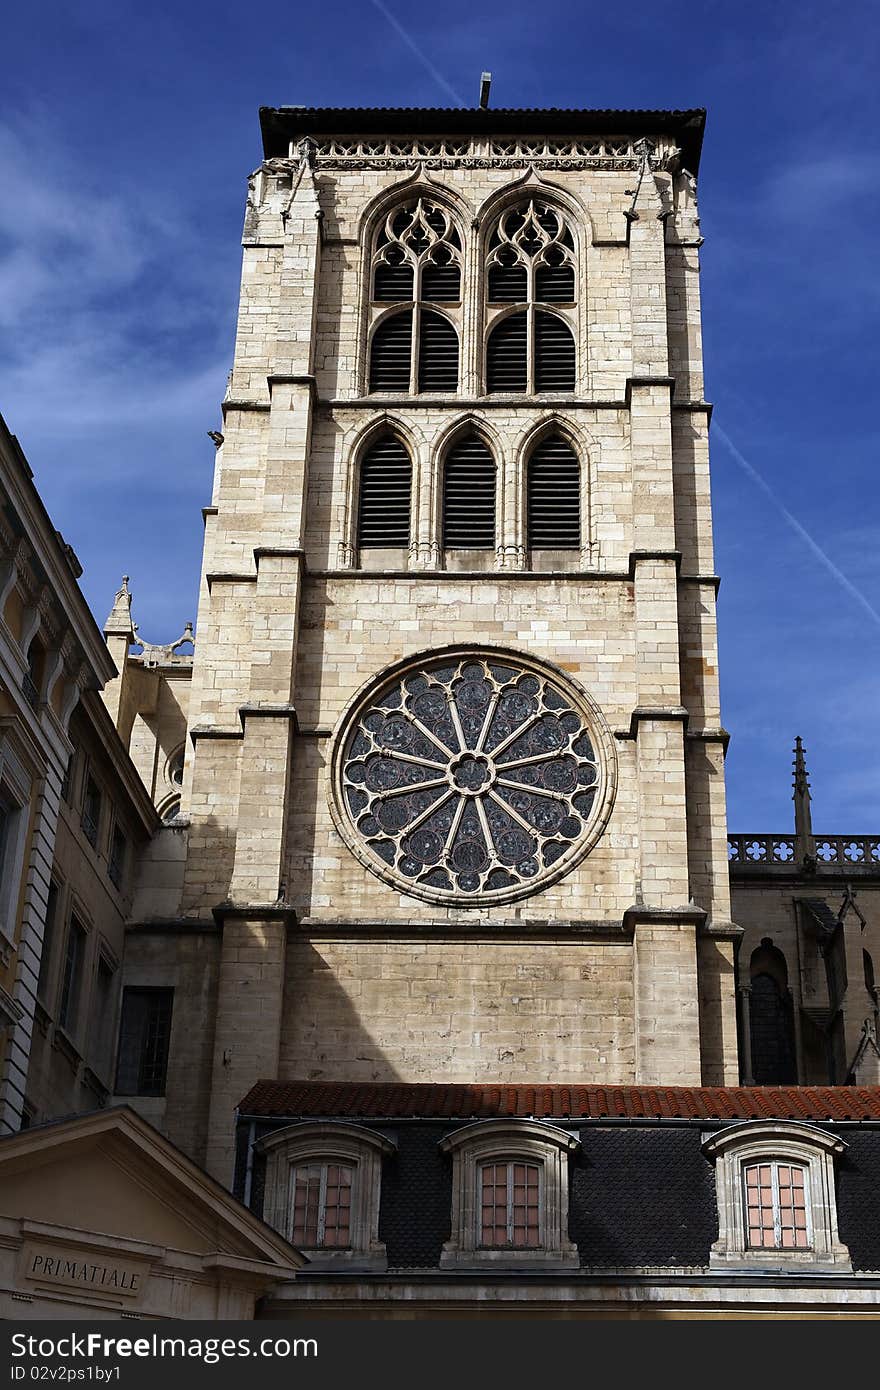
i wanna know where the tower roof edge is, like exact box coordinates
[258,105,706,172]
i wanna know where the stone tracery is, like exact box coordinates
[332,653,606,905]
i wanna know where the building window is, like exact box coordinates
[356,434,412,552]
[58,915,87,1035]
[480,1160,541,1248]
[442,435,496,550]
[440,1119,579,1269]
[36,880,60,1001]
[291,1162,353,1248]
[703,1120,851,1269]
[748,938,796,1084]
[527,435,580,552]
[91,953,117,1081]
[744,1161,810,1250]
[115,987,173,1096]
[22,639,43,710]
[0,749,31,942]
[368,198,461,394]
[0,794,13,896]
[485,200,576,394]
[257,1122,396,1269]
[81,774,101,848]
[108,821,127,890]
[168,749,185,786]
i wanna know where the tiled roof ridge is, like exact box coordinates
[239,1080,880,1122]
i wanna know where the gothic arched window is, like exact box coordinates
[442,435,496,551]
[485,201,576,395]
[749,938,797,1085]
[527,436,580,552]
[368,199,461,395]
[357,434,412,551]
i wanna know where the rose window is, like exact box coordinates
[330,652,611,905]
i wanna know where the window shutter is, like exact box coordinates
[418,311,459,392]
[369,310,413,392]
[486,312,527,393]
[422,263,461,302]
[357,436,412,547]
[374,262,414,301]
[534,311,575,391]
[527,437,580,549]
[443,436,495,548]
[488,263,528,303]
[535,263,575,302]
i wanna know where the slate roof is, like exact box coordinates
[238,1080,880,1122]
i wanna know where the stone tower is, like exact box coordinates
[125,104,739,1182]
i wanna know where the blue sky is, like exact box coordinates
[2,0,878,831]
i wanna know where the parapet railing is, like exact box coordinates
[728,834,880,868]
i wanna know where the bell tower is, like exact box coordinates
[127,104,739,1181]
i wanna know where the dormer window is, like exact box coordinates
[257,1122,396,1270]
[440,1119,579,1269]
[703,1120,851,1269]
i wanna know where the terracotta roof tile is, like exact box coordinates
[237,1081,880,1122]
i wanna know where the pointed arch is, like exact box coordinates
[360,182,468,397]
[437,424,498,551]
[339,416,422,568]
[481,191,580,395]
[515,414,596,568]
[749,938,797,1085]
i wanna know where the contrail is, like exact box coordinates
[369,0,467,107]
[714,422,880,631]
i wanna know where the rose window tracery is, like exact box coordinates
[330,652,611,905]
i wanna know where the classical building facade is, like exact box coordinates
[1,101,878,1319]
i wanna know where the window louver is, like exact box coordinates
[527,437,580,550]
[535,311,575,392]
[369,311,413,392]
[535,264,575,302]
[418,311,459,392]
[374,262,414,301]
[488,264,528,303]
[422,263,461,301]
[486,313,527,393]
[443,437,495,548]
[357,436,412,547]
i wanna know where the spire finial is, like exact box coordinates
[793,735,814,862]
[103,574,135,641]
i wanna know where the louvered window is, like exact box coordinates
[369,198,462,394]
[369,311,412,392]
[527,437,580,550]
[443,436,495,549]
[374,260,414,301]
[486,312,527,393]
[357,436,412,548]
[535,311,575,392]
[485,200,577,394]
[418,311,459,391]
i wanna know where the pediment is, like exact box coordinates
[0,1106,300,1268]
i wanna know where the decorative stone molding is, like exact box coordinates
[439,1119,580,1269]
[256,1122,395,1270]
[702,1121,851,1270]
